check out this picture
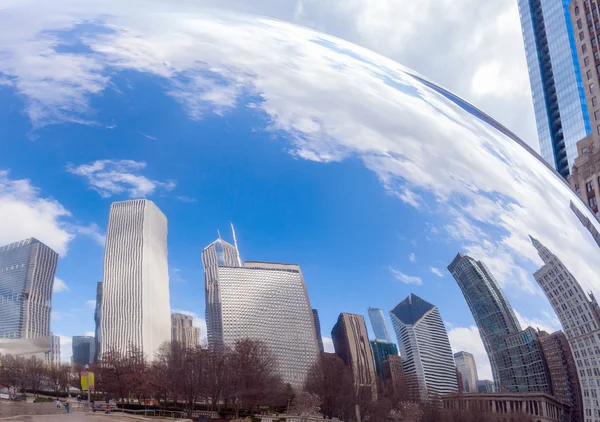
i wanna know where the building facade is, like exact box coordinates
[382,354,406,395]
[99,200,171,360]
[171,313,200,348]
[571,200,600,246]
[538,330,583,422]
[0,238,58,340]
[448,253,552,393]
[370,340,398,378]
[72,336,95,365]
[312,309,324,353]
[94,281,102,362]
[216,261,319,389]
[531,236,600,421]
[442,392,572,422]
[569,137,600,218]
[48,334,60,366]
[454,351,479,394]
[331,312,378,400]
[477,379,495,393]
[518,0,591,177]
[202,231,241,350]
[390,293,458,401]
[368,307,394,343]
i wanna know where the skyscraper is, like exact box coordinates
[368,307,393,343]
[0,238,58,340]
[72,336,95,365]
[370,340,398,378]
[531,236,600,420]
[94,281,102,362]
[518,0,591,177]
[390,293,458,401]
[538,330,583,422]
[202,228,241,350]
[331,313,378,400]
[312,309,324,353]
[448,253,552,393]
[453,351,478,394]
[203,230,319,389]
[171,313,200,348]
[48,334,60,366]
[99,200,171,360]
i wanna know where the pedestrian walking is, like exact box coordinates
[55,399,61,409]
[64,401,70,414]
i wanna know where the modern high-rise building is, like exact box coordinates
[448,253,552,393]
[99,200,171,360]
[203,229,319,389]
[390,293,458,401]
[454,351,478,394]
[202,227,241,350]
[48,334,60,366]
[531,235,600,420]
[312,309,324,353]
[370,340,398,378]
[538,330,583,422]
[368,307,394,343]
[94,281,102,362]
[72,336,95,365]
[476,379,495,393]
[331,313,378,400]
[518,0,591,177]
[171,313,200,348]
[0,238,58,339]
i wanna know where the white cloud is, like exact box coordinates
[86,300,97,309]
[430,267,444,277]
[448,325,492,380]
[514,310,561,334]
[74,223,106,246]
[53,277,69,293]
[322,336,334,353]
[389,266,422,285]
[67,159,175,198]
[176,196,197,203]
[409,252,416,262]
[171,309,207,343]
[137,131,158,140]
[0,170,73,256]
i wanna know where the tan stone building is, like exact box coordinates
[331,312,377,400]
[568,136,600,217]
[442,392,571,422]
[171,313,200,348]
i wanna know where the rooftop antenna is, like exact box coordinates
[217,229,222,241]
[231,222,242,266]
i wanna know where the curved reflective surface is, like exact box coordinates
[1,0,600,401]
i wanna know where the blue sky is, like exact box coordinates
[2,3,600,380]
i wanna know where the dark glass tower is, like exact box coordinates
[370,340,398,378]
[312,309,324,353]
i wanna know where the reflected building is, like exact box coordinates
[100,200,171,360]
[312,309,324,353]
[454,351,478,394]
[518,0,591,177]
[0,238,58,340]
[203,229,319,389]
[448,253,552,393]
[538,330,583,422]
[72,336,94,365]
[571,200,600,247]
[531,236,600,421]
[332,313,377,400]
[368,307,394,343]
[390,293,458,401]
[171,313,200,348]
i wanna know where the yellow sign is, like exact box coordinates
[81,371,95,391]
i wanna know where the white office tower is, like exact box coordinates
[202,229,319,389]
[390,293,458,401]
[100,200,171,361]
[454,351,478,393]
[531,236,600,421]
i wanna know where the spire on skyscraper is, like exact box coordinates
[230,222,242,266]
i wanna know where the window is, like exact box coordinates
[594,110,600,120]
[591,82,596,93]
[593,97,598,106]
[595,50,599,60]
[595,8,599,18]
[596,20,600,30]
[582,31,587,40]
[584,43,589,53]
[593,37,598,46]
[588,12,593,22]
[587,181,594,192]
[589,70,594,80]
[576,5,580,14]
[591,196,597,208]
[580,18,584,28]
[586,56,591,66]
[596,124,600,134]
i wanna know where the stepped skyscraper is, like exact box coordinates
[518,0,590,177]
[99,200,171,360]
[0,238,58,340]
[202,227,319,389]
[448,253,551,393]
[390,293,458,401]
[532,236,600,420]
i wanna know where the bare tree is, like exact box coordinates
[97,344,147,404]
[291,391,321,422]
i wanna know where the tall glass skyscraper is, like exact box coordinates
[0,238,58,339]
[448,253,552,393]
[368,307,394,343]
[518,0,591,177]
[390,293,458,401]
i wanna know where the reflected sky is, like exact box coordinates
[1,0,599,379]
